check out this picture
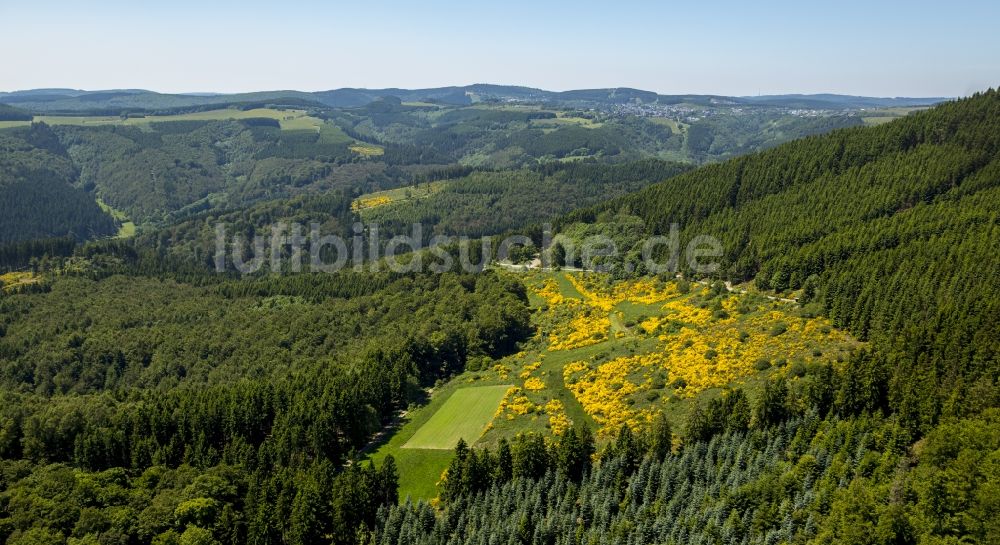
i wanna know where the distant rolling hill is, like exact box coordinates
[0,85,950,114]
[741,93,951,109]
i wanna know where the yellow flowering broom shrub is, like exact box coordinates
[544,399,571,435]
[524,377,546,391]
[519,361,542,379]
[351,195,392,211]
[563,291,856,436]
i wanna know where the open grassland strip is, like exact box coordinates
[403,385,512,449]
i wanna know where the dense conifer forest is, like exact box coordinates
[0,125,118,244]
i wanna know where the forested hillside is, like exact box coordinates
[55,120,374,223]
[382,410,999,545]
[361,160,691,240]
[0,266,532,544]
[563,90,1000,436]
[0,125,118,244]
[326,98,862,167]
[0,104,32,121]
[375,91,1000,545]
[0,95,871,259]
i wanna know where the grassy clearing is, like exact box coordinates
[863,116,900,126]
[468,104,543,112]
[352,181,448,213]
[862,106,930,126]
[0,271,40,292]
[96,198,136,238]
[349,142,385,157]
[145,108,324,131]
[401,101,442,108]
[531,113,604,130]
[116,222,137,238]
[649,117,689,133]
[374,270,860,502]
[403,385,512,450]
[490,271,860,438]
[552,272,584,298]
[556,154,599,162]
[369,377,512,500]
[373,448,452,502]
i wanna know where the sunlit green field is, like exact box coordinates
[368,378,513,500]
[96,198,136,238]
[0,108,324,132]
[403,385,512,449]
[531,113,604,130]
[862,106,930,126]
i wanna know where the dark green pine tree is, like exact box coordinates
[648,413,673,461]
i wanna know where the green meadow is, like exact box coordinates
[0,107,326,132]
[403,385,512,450]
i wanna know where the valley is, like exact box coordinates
[1,0,997,540]
[0,87,996,545]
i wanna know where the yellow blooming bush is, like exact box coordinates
[492,364,511,380]
[662,299,714,326]
[544,399,571,435]
[524,377,546,391]
[568,274,678,308]
[548,309,610,350]
[508,394,535,416]
[639,316,665,334]
[351,195,392,211]
[536,279,566,305]
[566,275,615,311]
[494,386,519,418]
[532,278,610,351]
[0,271,40,292]
[560,290,856,436]
[564,356,647,436]
[495,386,536,420]
[518,274,856,437]
[519,361,542,379]
[564,361,589,377]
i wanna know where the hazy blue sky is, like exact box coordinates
[1,0,997,96]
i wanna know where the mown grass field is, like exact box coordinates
[403,385,512,449]
[368,376,513,500]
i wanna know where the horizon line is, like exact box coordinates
[0,84,961,100]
